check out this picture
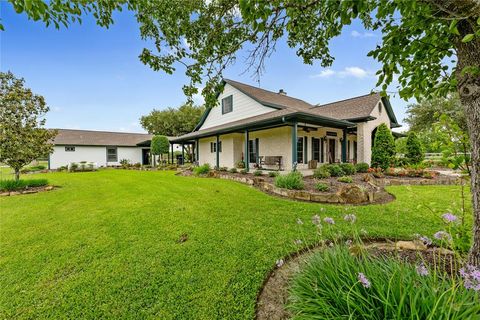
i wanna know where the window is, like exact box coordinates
[248,139,258,163]
[210,141,222,153]
[222,95,233,114]
[312,138,320,161]
[297,137,304,164]
[65,146,75,152]
[378,102,382,114]
[106,147,118,162]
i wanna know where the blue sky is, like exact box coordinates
[1,3,410,133]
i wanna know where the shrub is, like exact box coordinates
[69,163,78,172]
[368,167,384,178]
[268,171,279,178]
[325,164,344,177]
[0,178,48,191]
[405,132,424,165]
[371,123,395,170]
[315,183,329,192]
[229,168,238,173]
[313,165,331,179]
[119,159,130,168]
[288,246,480,319]
[236,161,245,169]
[30,164,46,171]
[274,171,304,190]
[253,170,263,176]
[133,162,142,169]
[240,169,248,174]
[339,163,356,175]
[218,167,228,172]
[337,176,353,183]
[193,164,211,176]
[355,162,369,173]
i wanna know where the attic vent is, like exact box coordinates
[278,89,287,96]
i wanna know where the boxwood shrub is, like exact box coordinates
[325,164,344,177]
[339,163,356,175]
[355,162,370,173]
[313,165,331,179]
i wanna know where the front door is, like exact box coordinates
[142,149,150,165]
[328,139,336,163]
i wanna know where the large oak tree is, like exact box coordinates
[6,0,480,265]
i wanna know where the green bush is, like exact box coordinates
[0,179,49,191]
[288,246,480,319]
[337,176,353,183]
[193,164,211,176]
[339,163,356,175]
[229,168,238,173]
[313,165,331,179]
[253,170,263,176]
[268,171,279,178]
[355,162,369,173]
[371,123,396,170]
[236,161,245,169]
[218,167,228,172]
[315,182,329,192]
[325,164,344,177]
[405,132,424,165]
[240,169,248,174]
[274,171,304,190]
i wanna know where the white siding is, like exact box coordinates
[49,146,146,169]
[199,83,276,130]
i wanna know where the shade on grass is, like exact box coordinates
[0,170,471,319]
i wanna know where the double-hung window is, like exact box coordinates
[297,137,304,164]
[106,147,118,162]
[222,95,233,114]
[210,141,222,153]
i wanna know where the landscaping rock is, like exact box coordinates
[337,185,368,204]
[0,192,10,197]
[45,186,54,191]
[395,240,427,251]
[293,191,311,201]
[22,189,38,194]
[9,191,20,196]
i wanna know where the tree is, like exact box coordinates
[405,132,424,165]
[140,104,204,137]
[0,71,57,180]
[371,124,396,170]
[150,135,170,167]
[7,0,480,266]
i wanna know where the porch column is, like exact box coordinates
[341,129,347,163]
[244,130,249,171]
[181,144,185,165]
[216,134,220,169]
[195,139,199,164]
[171,143,174,164]
[356,123,370,164]
[291,122,298,170]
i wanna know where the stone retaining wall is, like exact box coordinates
[0,186,54,196]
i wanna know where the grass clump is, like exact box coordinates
[268,171,279,178]
[228,168,237,173]
[337,176,353,183]
[274,171,304,190]
[339,163,356,175]
[240,169,248,174]
[253,170,263,176]
[193,164,211,176]
[313,165,331,179]
[355,162,370,173]
[315,183,329,192]
[0,179,49,191]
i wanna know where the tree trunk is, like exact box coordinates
[14,169,20,181]
[456,20,480,266]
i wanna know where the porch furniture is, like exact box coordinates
[261,156,283,171]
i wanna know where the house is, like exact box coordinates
[48,129,181,169]
[171,79,401,171]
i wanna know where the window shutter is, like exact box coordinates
[304,137,308,164]
[320,138,324,163]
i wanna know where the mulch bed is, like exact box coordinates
[0,185,56,196]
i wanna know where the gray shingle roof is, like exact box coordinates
[52,129,154,146]
[311,93,382,120]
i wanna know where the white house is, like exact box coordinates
[49,129,181,169]
[171,79,401,171]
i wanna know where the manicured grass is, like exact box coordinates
[0,170,471,319]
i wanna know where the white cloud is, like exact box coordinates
[311,67,372,79]
[351,30,376,38]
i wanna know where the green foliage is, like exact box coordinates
[218,167,228,172]
[0,178,48,191]
[0,72,57,180]
[253,170,263,176]
[193,164,210,176]
[151,135,170,156]
[337,176,353,183]
[355,162,370,173]
[325,164,344,177]
[119,159,130,168]
[236,161,245,169]
[395,137,408,154]
[239,169,248,175]
[315,183,329,192]
[228,168,237,173]
[339,163,356,175]
[274,171,304,190]
[140,104,205,136]
[405,132,424,165]
[371,124,396,170]
[288,246,480,319]
[268,171,279,178]
[313,165,331,179]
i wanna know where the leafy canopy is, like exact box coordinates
[0,71,57,179]
[150,135,170,156]
[405,132,424,165]
[140,104,204,136]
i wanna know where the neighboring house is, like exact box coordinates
[49,129,180,169]
[171,79,401,171]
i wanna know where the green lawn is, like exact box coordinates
[0,170,471,319]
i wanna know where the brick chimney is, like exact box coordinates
[278,89,287,96]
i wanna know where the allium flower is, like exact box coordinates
[416,264,429,276]
[294,239,303,245]
[442,212,458,223]
[323,217,335,225]
[311,214,321,226]
[418,235,433,246]
[276,259,284,268]
[360,228,368,235]
[345,239,353,246]
[357,272,371,288]
[460,265,480,291]
[296,218,304,225]
[344,214,357,223]
[433,231,452,241]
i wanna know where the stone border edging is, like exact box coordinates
[0,185,55,197]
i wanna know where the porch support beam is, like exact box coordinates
[181,143,185,165]
[195,139,199,164]
[341,129,347,163]
[216,134,220,169]
[244,130,249,172]
[171,143,174,164]
[291,122,298,170]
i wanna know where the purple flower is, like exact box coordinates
[418,235,433,246]
[296,218,304,225]
[323,217,335,225]
[442,212,458,223]
[357,272,371,288]
[276,259,284,268]
[344,214,357,223]
[345,239,353,246]
[460,265,480,291]
[311,215,321,226]
[433,231,452,241]
[416,264,429,276]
